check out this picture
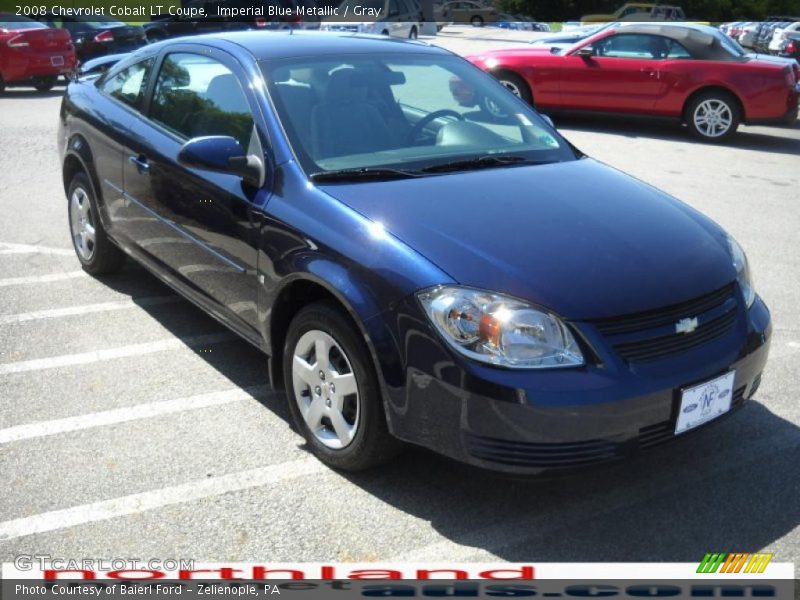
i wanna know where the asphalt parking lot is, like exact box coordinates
[0,28,799,568]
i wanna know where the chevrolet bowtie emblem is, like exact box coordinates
[675,317,699,334]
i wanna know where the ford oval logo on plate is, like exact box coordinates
[683,403,698,414]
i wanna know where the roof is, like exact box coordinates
[612,23,743,60]
[185,31,449,61]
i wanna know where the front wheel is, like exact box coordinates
[33,75,57,92]
[495,71,533,105]
[283,302,402,471]
[685,91,740,142]
[471,15,484,27]
[67,173,126,275]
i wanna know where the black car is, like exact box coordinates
[778,31,800,59]
[144,0,319,42]
[33,15,147,62]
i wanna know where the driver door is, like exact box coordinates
[559,33,668,113]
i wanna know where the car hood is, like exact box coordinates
[319,159,735,320]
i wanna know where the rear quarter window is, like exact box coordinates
[100,58,155,112]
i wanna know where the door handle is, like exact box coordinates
[640,68,660,79]
[128,155,149,174]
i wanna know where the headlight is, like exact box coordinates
[417,286,584,369]
[727,235,755,308]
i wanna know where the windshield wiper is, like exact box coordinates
[419,155,549,174]
[310,167,421,183]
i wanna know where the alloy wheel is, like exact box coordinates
[69,186,96,261]
[501,80,522,98]
[693,99,733,138]
[292,329,360,450]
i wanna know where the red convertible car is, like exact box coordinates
[0,14,76,93]
[468,24,800,141]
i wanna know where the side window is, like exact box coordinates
[149,53,254,149]
[597,34,670,59]
[101,58,154,111]
[666,40,692,59]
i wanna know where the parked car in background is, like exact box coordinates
[778,30,800,60]
[440,1,496,26]
[495,14,545,31]
[322,0,422,38]
[0,13,76,92]
[737,22,759,48]
[59,31,771,475]
[32,15,147,63]
[469,23,800,141]
[581,3,685,23]
[769,21,800,53]
[754,17,799,53]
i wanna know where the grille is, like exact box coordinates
[614,309,737,362]
[591,284,735,336]
[464,433,619,468]
[587,283,738,363]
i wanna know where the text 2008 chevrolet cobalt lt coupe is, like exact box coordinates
[59,32,770,473]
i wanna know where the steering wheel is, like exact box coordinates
[406,109,465,144]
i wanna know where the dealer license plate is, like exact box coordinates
[675,371,735,435]
[51,56,64,67]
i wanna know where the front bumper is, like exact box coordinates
[381,295,771,475]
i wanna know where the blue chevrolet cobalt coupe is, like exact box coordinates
[59,32,770,473]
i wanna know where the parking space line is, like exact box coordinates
[0,296,182,325]
[0,332,238,375]
[0,271,86,287]
[0,386,270,444]
[0,458,326,541]
[0,243,74,256]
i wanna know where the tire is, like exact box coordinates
[685,90,740,142]
[283,301,402,471]
[67,172,126,275]
[496,71,533,105]
[408,25,418,39]
[33,75,57,92]
[471,15,484,27]
[381,29,390,36]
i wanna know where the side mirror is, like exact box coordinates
[576,45,594,57]
[178,136,265,187]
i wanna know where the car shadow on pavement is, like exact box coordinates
[89,264,288,421]
[554,114,800,157]
[342,399,800,562]
[88,261,799,563]
[0,87,66,99]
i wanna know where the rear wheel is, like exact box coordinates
[495,71,533,105]
[408,25,418,39]
[67,173,126,275]
[283,302,402,471]
[685,91,740,142]
[33,75,57,92]
[471,15,484,26]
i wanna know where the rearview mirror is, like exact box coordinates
[576,46,594,57]
[178,136,265,187]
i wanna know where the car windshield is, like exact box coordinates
[261,53,575,178]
